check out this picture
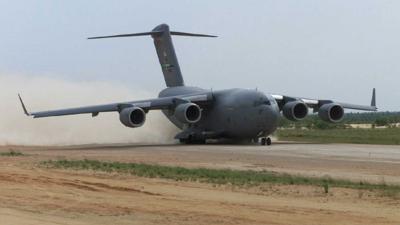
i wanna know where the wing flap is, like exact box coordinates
[336,102,377,111]
[31,104,119,118]
[20,93,213,118]
[272,88,377,112]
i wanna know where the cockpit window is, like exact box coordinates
[267,95,277,105]
[254,98,271,106]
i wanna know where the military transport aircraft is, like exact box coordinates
[19,24,377,145]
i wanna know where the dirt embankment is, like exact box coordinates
[0,144,400,225]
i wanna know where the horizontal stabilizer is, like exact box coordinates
[88,31,162,39]
[88,31,217,40]
[170,31,217,38]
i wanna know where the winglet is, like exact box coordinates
[371,88,376,108]
[18,94,31,116]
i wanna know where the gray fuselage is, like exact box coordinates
[159,86,280,141]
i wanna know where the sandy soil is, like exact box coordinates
[0,143,399,225]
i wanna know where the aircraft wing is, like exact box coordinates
[18,92,213,118]
[271,88,377,112]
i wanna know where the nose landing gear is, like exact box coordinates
[261,137,272,146]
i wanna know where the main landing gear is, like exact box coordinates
[260,137,272,146]
[179,136,206,144]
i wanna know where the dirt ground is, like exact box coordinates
[0,142,399,225]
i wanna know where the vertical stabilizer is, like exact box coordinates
[151,24,184,87]
[88,24,217,87]
[371,88,376,107]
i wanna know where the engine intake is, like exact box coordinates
[318,103,344,123]
[119,107,146,128]
[282,101,308,121]
[174,103,202,124]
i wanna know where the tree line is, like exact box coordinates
[278,111,400,129]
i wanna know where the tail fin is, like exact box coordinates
[371,88,376,108]
[88,24,217,87]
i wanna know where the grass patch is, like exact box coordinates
[276,128,400,145]
[0,150,25,157]
[41,159,400,196]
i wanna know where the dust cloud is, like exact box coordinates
[0,74,179,146]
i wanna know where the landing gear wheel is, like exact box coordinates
[261,137,272,146]
[179,138,206,144]
[261,138,266,146]
[266,137,272,146]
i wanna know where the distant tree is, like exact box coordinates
[277,111,400,129]
[314,120,331,130]
[305,121,313,129]
[294,122,302,129]
[278,118,291,128]
[374,118,389,127]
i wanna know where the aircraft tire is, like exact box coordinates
[179,138,206,144]
[266,137,272,146]
[261,137,272,146]
[261,138,266,146]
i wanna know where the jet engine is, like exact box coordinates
[119,107,146,128]
[318,103,344,123]
[174,103,202,124]
[282,101,308,121]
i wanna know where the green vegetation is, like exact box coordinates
[323,182,329,194]
[0,150,25,157]
[277,128,400,145]
[278,116,348,130]
[41,159,400,196]
[276,112,400,145]
[278,112,400,129]
[344,111,400,125]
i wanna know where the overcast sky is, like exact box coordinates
[0,1,399,111]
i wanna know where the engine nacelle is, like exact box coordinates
[119,107,146,128]
[318,103,344,123]
[282,101,308,121]
[174,103,202,124]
